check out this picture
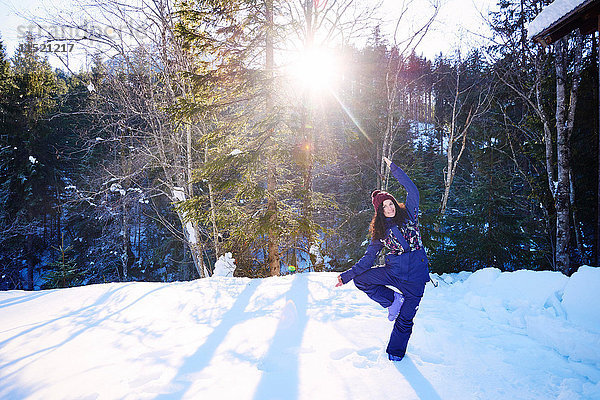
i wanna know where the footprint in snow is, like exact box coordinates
[330,346,381,367]
[415,350,445,365]
[356,346,380,362]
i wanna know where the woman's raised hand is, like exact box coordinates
[383,156,392,167]
[335,275,344,287]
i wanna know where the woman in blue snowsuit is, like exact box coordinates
[335,157,430,361]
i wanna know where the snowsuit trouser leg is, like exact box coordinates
[352,267,396,308]
[352,267,426,358]
[386,280,425,358]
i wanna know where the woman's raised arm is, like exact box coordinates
[383,157,419,221]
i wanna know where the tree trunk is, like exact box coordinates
[382,100,397,190]
[534,50,557,200]
[570,169,584,263]
[554,37,570,275]
[26,233,34,290]
[381,51,401,190]
[266,0,280,276]
[172,187,207,278]
[439,67,472,220]
[439,183,452,218]
[208,182,219,259]
[121,206,129,280]
[300,90,312,239]
[553,31,583,273]
[185,123,211,278]
[205,144,220,259]
[381,76,396,190]
[565,31,584,266]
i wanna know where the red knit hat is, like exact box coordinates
[371,190,397,211]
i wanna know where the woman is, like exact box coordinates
[335,156,430,361]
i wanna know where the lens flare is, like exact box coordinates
[291,47,338,91]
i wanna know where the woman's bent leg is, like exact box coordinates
[352,267,397,308]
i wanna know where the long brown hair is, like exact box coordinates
[369,197,409,240]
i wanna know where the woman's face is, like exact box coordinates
[382,199,396,218]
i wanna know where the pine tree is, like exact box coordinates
[41,234,82,289]
[0,33,65,289]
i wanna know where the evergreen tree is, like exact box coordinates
[0,33,66,289]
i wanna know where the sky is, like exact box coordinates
[0,0,497,70]
[0,0,48,53]
[379,0,497,58]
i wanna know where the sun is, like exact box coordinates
[290,46,338,92]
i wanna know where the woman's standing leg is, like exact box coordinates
[386,280,426,358]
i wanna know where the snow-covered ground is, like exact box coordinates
[1,266,599,399]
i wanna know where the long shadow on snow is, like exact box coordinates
[0,284,166,380]
[0,291,54,310]
[393,356,442,400]
[0,283,136,349]
[252,274,309,400]
[155,279,261,399]
[0,283,168,399]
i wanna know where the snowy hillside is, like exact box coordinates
[1,267,599,399]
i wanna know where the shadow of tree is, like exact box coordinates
[0,283,166,397]
[0,286,164,376]
[252,274,309,400]
[0,291,54,310]
[0,283,136,351]
[154,279,261,399]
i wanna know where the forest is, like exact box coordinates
[0,0,597,290]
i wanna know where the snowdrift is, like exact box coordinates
[0,267,599,399]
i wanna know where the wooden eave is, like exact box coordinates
[531,0,600,45]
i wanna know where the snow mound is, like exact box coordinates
[461,267,501,290]
[470,269,568,310]
[562,265,600,333]
[446,266,600,365]
[212,252,237,277]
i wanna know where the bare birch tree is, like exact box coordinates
[438,61,492,218]
[380,0,439,189]
[554,31,583,274]
[36,0,212,278]
[492,11,584,273]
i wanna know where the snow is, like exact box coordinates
[527,0,589,40]
[213,252,237,277]
[562,266,600,333]
[1,267,600,399]
[172,187,186,202]
[109,183,126,195]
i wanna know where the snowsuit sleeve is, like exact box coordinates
[390,162,419,222]
[339,239,384,284]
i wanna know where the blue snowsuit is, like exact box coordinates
[340,162,429,359]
